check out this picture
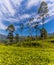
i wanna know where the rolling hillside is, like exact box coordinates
[0,39,54,65]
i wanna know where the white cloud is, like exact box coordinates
[11,0,22,7]
[46,0,54,3]
[4,0,15,16]
[26,0,54,16]
[28,16,54,27]
[0,0,54,30]
[0,0,23,17]
[0,14,31,24]
[26,0,40,9]
[47,1,54,16]
[26,0,54,26]
[0,0,24,30]
[20,14,31,19]
[0,20,7,30]
[0,23,7,30]
[0,0,15,16]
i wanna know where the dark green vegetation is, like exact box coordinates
[6,24,15,44]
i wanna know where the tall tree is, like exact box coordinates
[40,28,48,39]
[15,34,19,43]
[34,22,40,40]
[20,23,24,41]
[20,23,24,35]
[38,1,49,39]
[6,24,15,44]
[27,18,34,40]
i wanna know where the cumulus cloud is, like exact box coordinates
[0,20,7,30]
[11,0,22,7]
[25,0,54,26]
[47,1,54,16]
[0,0,24,17]
[26,0,40,9]
[0,0,54,30]
[0,0,15,16]
[19,14,31,19]
[0,0,24,30]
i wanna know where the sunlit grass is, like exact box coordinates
[0,41,54,65]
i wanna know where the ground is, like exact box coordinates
[0,39,54,65]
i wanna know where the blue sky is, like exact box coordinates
[0,0,54,36]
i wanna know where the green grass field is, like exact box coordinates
[0,40,54,65]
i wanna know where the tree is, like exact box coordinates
[20,23,24,41]
[38,1,49,39]
[20,23,24,36]
[34,22,40,40]
[40,28,48,39]
[27,18,34,40]
[34,23,48,40]
[6,24,15,44]
[15,34,19,43]
[27,23,32,38]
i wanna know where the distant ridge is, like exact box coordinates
[48,33,54,36]
[0,34,7,42]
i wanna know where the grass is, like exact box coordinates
[0,40,54,65]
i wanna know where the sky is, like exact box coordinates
[0,0,54,36]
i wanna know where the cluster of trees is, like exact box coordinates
[6,1,49,44]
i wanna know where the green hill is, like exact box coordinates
[0,40,54,65]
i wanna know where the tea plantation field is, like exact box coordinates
[0,41,54,65]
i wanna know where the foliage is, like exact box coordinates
[38,1,48,16]
[20,23,24,32]
[6,24,15,32]
[6,24,15,44]
[15,34,19,43]
[38,1,49,40]
[40,28,48,39]
[0,42,54,65]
